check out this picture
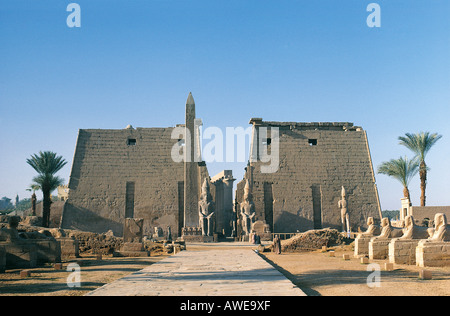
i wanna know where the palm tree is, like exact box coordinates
[398,132,442,206]
[377,156,419,202]
[26,151,67,227]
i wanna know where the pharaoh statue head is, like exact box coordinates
[243,179,253,202]
[200,179,212,202]
[341,186,347,199]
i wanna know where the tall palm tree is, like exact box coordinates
[398,132,442,206]
[26,151,67,227]
[377,156,419,202]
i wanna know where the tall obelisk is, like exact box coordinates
[184,92,199,228]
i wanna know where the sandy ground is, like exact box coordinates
[260,245,450,296]
[0,243,448,296]
[0,254,168,296]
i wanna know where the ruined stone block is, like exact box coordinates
[123,218,144,243]
[354,236,371,258]
[57,237,79,258]
[419,269,432,280]
[54,263,63,270]
[0,241,37,269]
[34,240,61,264]
[384,263,394,271]
[114,242,149,257]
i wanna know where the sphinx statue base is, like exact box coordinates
[416,240,450,267]
[354,236,372,258]
[369,238,391,260]
[388,238,420,265]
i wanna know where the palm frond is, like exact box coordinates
[377,156,419,187]
[398,132,442,160]
[32,174,65,192]
[26,151,67,176]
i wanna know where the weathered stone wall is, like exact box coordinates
[239,121,381,234]
[61,127,186,237]
[410,206,450,226]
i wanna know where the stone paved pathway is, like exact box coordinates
[87,244,306,296]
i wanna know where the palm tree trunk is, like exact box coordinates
[403,186,411,201]
[42,189,52,228]
[420,160,427,206]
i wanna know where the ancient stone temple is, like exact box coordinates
[62,93,382,240]
[61,93,214,239]
[236,119,382,234]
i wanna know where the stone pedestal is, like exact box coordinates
[182,226,214,243]
[354,236,372,258]
[416,240,450,267]
[182,235,214,243]
[0,241,37,269]
[114,242,149,257]
[388,239,419,265]
[57,237,80,258]
[369,238,390,260]
[123,218,144,243]
[34,240,61,264]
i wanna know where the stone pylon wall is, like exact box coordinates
[61,127,187,237]
[238,121,382,234]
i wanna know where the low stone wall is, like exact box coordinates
[410,206,450,226]
[416,240,450,267]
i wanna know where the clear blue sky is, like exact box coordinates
[1,0,449,210]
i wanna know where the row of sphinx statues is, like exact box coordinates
[358,213,449,242]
